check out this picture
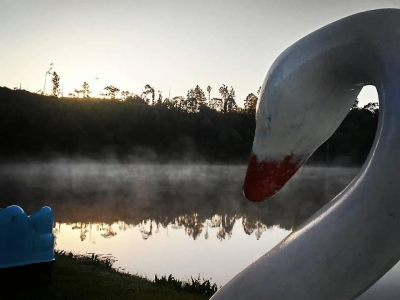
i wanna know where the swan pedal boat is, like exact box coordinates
[212,8,400,300]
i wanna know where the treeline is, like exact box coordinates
[0,87,378,164]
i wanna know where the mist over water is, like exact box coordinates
[0,161,398,299]
[0,161,358,225]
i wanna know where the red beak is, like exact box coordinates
[243,153,303,202]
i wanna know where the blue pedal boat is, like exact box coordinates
[0,205,55,288]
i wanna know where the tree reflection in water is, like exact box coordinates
[56,214,268,242]
[0,163,359,242]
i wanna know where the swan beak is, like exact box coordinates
[243,153,302,202]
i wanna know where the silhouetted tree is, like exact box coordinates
[209,97,223,111]
[52,72,60,97]
[157,90,163,104]
[74,89,83,98]
[82,82,90,98]
[121,91,130,100]
[244,93,258,113]
[351,98,359,110]
[103,85,120,99]
[207,85,212,102]
[185,89,197,113]
[142,84,155,105]
[194,85,207,107]
[364,102,379,113]
[185,86,206,113]
[168,96,185,110]
[219,85,237,113]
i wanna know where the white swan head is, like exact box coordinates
[243,10,386,202]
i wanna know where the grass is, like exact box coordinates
[3,251,216,300]
[154,274,218,297]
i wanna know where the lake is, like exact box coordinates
[0,161,399,299]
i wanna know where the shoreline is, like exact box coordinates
[4,251,216,300]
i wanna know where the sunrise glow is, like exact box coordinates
[1,0,395,106]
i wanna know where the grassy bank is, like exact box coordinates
[4,251,216,300]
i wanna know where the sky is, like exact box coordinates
[1,0,397,107]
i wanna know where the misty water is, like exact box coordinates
[0,162,399,299]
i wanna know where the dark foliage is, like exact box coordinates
[0,87,378,165]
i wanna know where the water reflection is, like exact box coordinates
[55,215,285,243]
[13,162,400,298]
[53,216,272,245]
[53,218,291,286]
[0,163,359,238]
